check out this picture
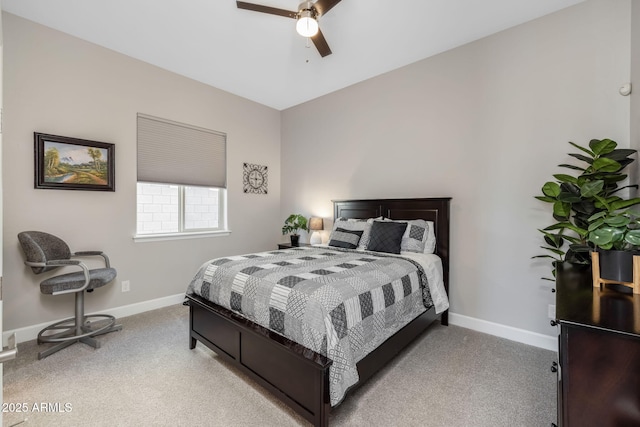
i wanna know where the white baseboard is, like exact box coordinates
[4,296,558,352]
[3,293,186,346]
[448,312,557,351]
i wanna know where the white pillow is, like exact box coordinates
[423,220,436,254]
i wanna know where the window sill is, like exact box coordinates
[133,230,231,243]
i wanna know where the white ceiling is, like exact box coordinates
[2,0,585,110]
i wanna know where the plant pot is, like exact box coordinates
[597,249,638,283]
[290,234,300,246]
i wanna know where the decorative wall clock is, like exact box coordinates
[243,163,268,194]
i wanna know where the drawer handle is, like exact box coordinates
[550,320,558,327]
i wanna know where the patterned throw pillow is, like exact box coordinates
[382,218,433,253]
[328,228,364,249]
[401,219,430,253]
[366,221,407,254]
[330,217,374,250]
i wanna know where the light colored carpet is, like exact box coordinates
[3,304,557,426]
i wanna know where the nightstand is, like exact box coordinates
[277,243,312,250]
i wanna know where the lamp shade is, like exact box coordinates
[309,217,324,231]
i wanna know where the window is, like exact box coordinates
[136,183,225,235]
[136,114,227,239]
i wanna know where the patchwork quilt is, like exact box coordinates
[186,246,433,406]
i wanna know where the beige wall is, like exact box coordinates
[632,0,640,191]
[3,0,636,343]
[281,0,632,338]
[3,13,282,331]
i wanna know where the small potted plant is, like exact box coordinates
[587,204,640,283]
[282,214,309,246]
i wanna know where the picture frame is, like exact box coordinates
[34,132,115,191]
[243,162,268,195]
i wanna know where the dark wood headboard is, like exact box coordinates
[333,197,451,302]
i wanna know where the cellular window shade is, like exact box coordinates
[137,114,226,188]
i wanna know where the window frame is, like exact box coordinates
[134,182,229,242]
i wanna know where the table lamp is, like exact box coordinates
[309,217,324,245]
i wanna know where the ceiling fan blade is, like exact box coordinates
[311,28,332,57]
[313,0,342,16]
[236,1,297,19]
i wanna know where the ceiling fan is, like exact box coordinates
[236,0,343,57]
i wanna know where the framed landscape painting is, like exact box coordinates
[34,133,115,191]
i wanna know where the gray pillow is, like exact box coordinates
[366,221,407,254]
[328,228,364,249]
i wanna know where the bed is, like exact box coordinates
[185,197,451,426]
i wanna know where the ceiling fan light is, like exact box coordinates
[296,13,318,37]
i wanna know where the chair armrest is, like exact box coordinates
[46,260,82,267]
[72,251,111,268]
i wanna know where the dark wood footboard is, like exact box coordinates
[187,293,441,426]
[188,293,332,426]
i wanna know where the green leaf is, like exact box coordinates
[593,195,610,210]
[569,153,594,164]
[589,228,615,245]
[602,148,636,161]
[572,200,596,215]
[544,222,587,237]
[535,196,556,203]
[559,164,586,171]
[579,180,604,198]
[531,255,561,260]
[557,192,582,203]
[624,230,640,246]
[610,228,625,242]
[553,174,578,184]
[610,198,640,211]
[569,141,595,156]
[542,232,564,248]
[568,244,591,253]
[558,163,586,172]
[553,201,571,218]
[542,182,561,198]
[589,138,617,155]
[587,218,606,232]
[587,211,607,222]
[563,236,583,244]
[604,216,630,227]
[543,223,567,231]
[560,182,580,195]
[592,157,621,172]
[541,246,565,255]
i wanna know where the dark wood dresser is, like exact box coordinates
[555,266,640,426]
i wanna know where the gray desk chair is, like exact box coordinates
[18,231,123,359]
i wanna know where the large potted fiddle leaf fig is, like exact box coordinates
[534,138,640,281]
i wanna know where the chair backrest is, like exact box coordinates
[18,231,71,274]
